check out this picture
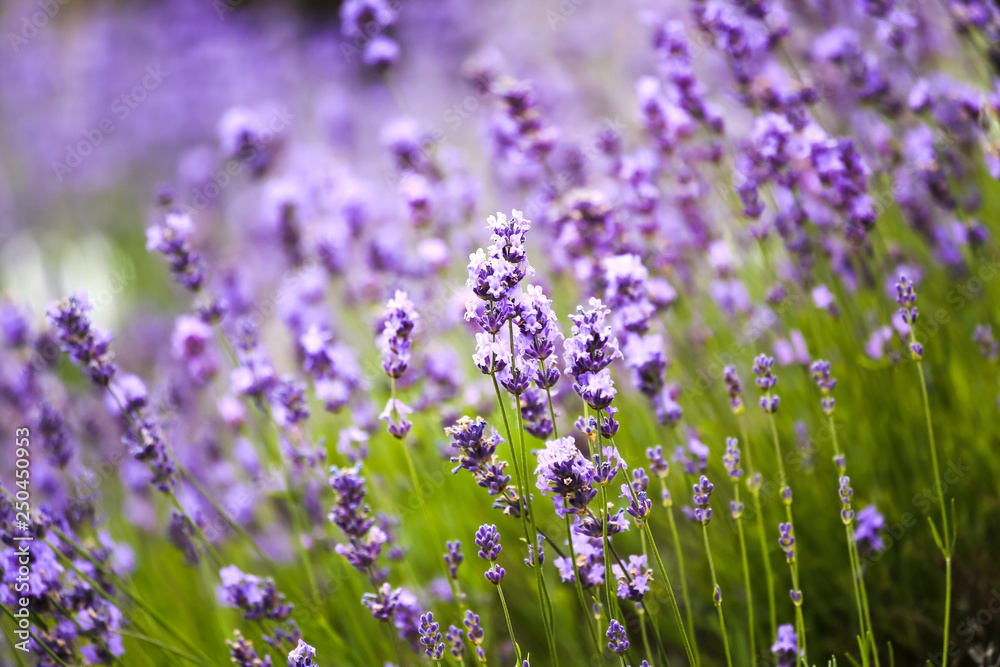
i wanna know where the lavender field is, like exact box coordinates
[1,0,999,665]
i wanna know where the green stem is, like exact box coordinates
[740,418,776,643]
[641,519,697,666]
[735,484,756,666]
[496,583,522,665]
[767,406,808,665]
[845,526,867,652]
[702,524,734,667]
[914,360,953,664]
[566,515,601,654]
[664,486,699,663]
[638,606,654,666]
[118,630,215,667]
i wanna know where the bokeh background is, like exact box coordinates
[1,0,1000,665]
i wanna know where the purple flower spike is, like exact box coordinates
[753,354,778,390]
[464,610,485,647]
[723,438,743,481]
[534,437,597,517]
[839,477,855,525]
[855,505,885,554]
[146,212,205,291]
[692,475,714,525]
[606,619,629,654]
[646,445,669,478]
[378,290,418,379]
[419,612,445,659]
[46,292,117,386]
[287,639,317,667]
[772,624,799,667]
[484,563,507,586]
[474,524,502,561]
[446,625,465,658]
[810,359,838,415]
[612,554,653,601]
[220,565,293,622]
[621,483,651,520]
[445,541,464,579]
[723,365,744,414]
[778,523,795,562]
[484,564,506,585]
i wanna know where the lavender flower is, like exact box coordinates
[464,610,486,663]
[446,417,520,516]
[693,475,714,525]
[753,354,780,413]
[146,212,205,291]
[973,325,998,361]
[771,624,799,667]
[445,541,463,579]
[839,477,854,525]
[895,276,923,359]
[419,612,445,660]
[378,290,418,379]
[809,360,837,414]
[854,505,885,554]
[287,639,316,667]
[606,619,629,654]
[723,438,743,481]
[612,554,653,601]
[563,299,623,409]
[778,523,795,562]
[46,293,117,386]
[554,532,605,588]
[446,625,465,659]
[362,583,402,622]
[474,524,502,561]
[646,445,669,478]
[219,565,293,621]
[723,365,744,414]
[534,437,597,516]
[227,631,273,667]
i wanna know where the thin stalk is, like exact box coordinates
[845,526,867,650]
[640,518,697,666]
[566,515,602,654]
[496,583,522,664]
[702,523,734,667]
[740,418,776,642]
[734,483,756,666]
[914,359,953,663]
[788,557,808,667]
[532,333,559,439]
[118,630,215,667]
[638,605,654,666]
[663,480,699,663]
[599,485,618,624]
[640,526,671,662]
[766,403,808,663]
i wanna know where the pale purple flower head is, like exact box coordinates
[287,639,317,667]
[772,624,799,667]
[534,437,597,516]
[854,505,885,553]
